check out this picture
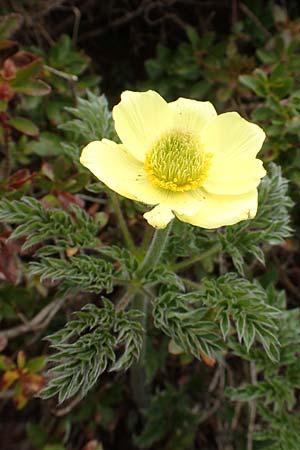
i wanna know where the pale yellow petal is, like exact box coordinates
[201,112,266,194]
[176,190,258,229]
[112,90,172,162]
[168,98,217,135]
[203,156,266,195]
[81,139,162,203]
[143,204,175,229]
[167,189,205,215]
[202,112,266,159]
[80,140,205,213]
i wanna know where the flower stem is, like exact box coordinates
[131,223,172,412]
[110,192,136,254]
[130,290,149,412]
[138,225,153,257]
[136,224,172,277]
[170,242,221,272]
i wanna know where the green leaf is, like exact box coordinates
[41,302,143,401]
[153,291,223,360]
[219,164,293,274]
[29,255,114,294]
[143,265,185,291]
[8,117,39,136]
[49,35,72,66]
[26,356,46,373]
[29,132,63,156]
[0,13,22,39]
[59,91,117,144]
[0,196,103,251]
[186,26,200,48]
[10,58,43,86]
[251,106,273,121]
[26,423,47,448]
[0,355,10,370]
[190,273,280,359]
[239,73,267,96]
[135,386,198,449]
[14,80,51,96]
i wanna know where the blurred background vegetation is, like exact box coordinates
[1,1,300,449]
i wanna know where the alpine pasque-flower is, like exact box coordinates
[80,90,266,229]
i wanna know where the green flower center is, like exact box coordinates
[144,130,211,192]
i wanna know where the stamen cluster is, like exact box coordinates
[144,130,211,192]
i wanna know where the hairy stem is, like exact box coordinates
[116,284,138,312]
[170,242,221,272]
[131,223,172,412]
[110,192,136,254]
[247,361,258,450]
[130,290,149,412]
[136,224,172,277]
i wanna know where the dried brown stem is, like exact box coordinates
[0,297,65,340]
[53,393,83,416]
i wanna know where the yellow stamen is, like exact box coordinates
[144,130,211,192]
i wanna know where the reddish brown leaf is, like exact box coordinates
[20,373,45,396]
[56,190,85,209]
[0,57,16,79]
[0,369,19,390]
[0,336,8,352]
[199,350,216,367]
[0,81,14,100]
[0,240,21,284]
[8,169,37,189]
[0,51,42,81]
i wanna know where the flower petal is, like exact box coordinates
[203,156,266,195]
[81,139,160,203]
[176,190,258,229]
[202,112,266,158]
[201,112,266,194]
[168,98,217,135]
[167,189,205,215]
[112,90,172,162]
[144,204,175,229]
[81,139,206,215]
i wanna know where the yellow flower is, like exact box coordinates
[80,90,266,229]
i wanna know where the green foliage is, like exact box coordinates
[48,35,90,76]
[60,91,116,143]
[28,255,114,295]
[0,196,106,251]
[200,273,280,360]
[254,407,300,450]
[141,26,255,105]
[1,5,299,449]
[153,273,280,363]
[153,291,223,360]
[166,164,292,278]
[100,245,139,277]
[218,163,293,274]
[166,218,217,259]
[226,288,300,450]
[135,385,198,449]
[0,13,22,39]
[142,265,185,291]
[41,300,144,402]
